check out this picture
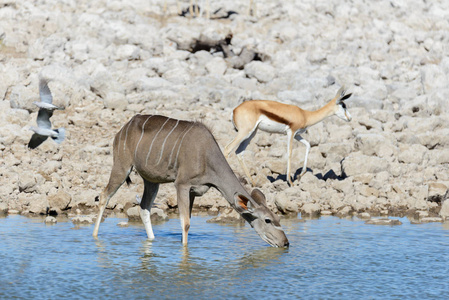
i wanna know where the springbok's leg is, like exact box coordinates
[224,129,252,158]
[139,180,160,240]
[235,129,258,186]
[176,184,194,245]
[205,0,210,19]
[286,131,295,186]
[225,127,258,186]
[295,134,311,177]
[163,0,167,15]
[248,0,256,16]
[93,163,133,237]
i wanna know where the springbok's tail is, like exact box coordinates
[231,110,238,132]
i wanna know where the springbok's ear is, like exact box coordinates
[336,85,352,104]
[234,194,254,213]
[337,85,346,98]
[340,93,352,102]
[251,189,267,206]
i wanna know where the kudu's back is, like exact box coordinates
[113,114,216,183]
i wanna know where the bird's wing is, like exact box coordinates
[36,109,53,129]
[52,128,65,144]
[28,133,49,149]
[34,102,61,110]
[39,77,53,104]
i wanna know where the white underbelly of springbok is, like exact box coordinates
[257,115,289,134]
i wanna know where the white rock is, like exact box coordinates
[428,89,449,114]
[277,90,314,105]
[439,200,449,220]
[428,150,449,165]
[421,65,447,93]
[244,61,276,83]
[116,44,140,60]
[27,195,49,214]
[359,212,371,219]
[9,85,37,111]
[341,154,390,177]
[138,77,171,91]
[72,216,94,224]
[355,134,395,157]
[301,203,321,217]
[103,92,128,111]
[398,144,428,164]
[205,57,227,76]
[365,218,402,225]
[45,216,57,224]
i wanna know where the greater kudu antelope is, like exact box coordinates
[93,115,289,248]
[225,86,352,186]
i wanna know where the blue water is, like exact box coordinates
[0,214,448,299]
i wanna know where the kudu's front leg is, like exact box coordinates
[93,163,132,237]
[139,181,160,240]
[176,184,194,245]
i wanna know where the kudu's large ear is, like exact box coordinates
[251,189,267,206]
[234,193,254,213]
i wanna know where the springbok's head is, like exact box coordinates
[334,86,352,122]
[234,189,289,248]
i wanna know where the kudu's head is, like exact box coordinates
[334,86,352,122]
[234,189,289,248]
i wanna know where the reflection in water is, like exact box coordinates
[237,246,288,269]
[94,237,110,269]
[138,239,159,276]
[1,215,449,299]
[179,245,195,271]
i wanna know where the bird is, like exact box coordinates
[33,76,64,111]
[28,77,66,149]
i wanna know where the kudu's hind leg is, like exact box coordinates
[93,161,133,237]
[139,180,160,240]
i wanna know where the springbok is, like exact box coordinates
[224,86,352,186]
[92,114,289,248]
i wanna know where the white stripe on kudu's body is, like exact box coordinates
[135,115,153,161]
[146,117,171,166]
[157,119,179,165]
[123,115,136,153]
[225,86,353,187]
[173,124,195,169]
[93,114,289,248]
[168,124,193,167]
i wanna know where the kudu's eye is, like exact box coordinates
[341,102,347,109]
[265,219,272,224]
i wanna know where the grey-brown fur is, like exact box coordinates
[93,114,289,247]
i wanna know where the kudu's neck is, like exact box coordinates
[304,99,337,127]
[208,149,250,207]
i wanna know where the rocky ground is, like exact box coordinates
[1,0,448,225]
